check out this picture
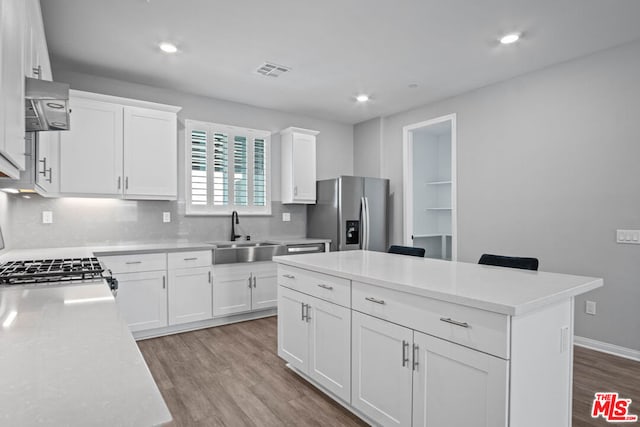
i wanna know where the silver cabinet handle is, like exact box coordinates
[294,185,298,196]
[125,261,142,265]
[184,257,198,261]
[301,302,305,321]
[402,340,409,367]
[117,176,121,190]
[125,176,129,190]
[162,276,166,289]
[283,274,295,279]
[317,284,333,290]
[304,303,311,322]
[440,317,470,328]
[248,276,252,288]
[208,271,212,284]
[38,158,52,183]
[413,344,419,371]
[365,297,385,305]
[253,276,257,288]
[33,65,42,78]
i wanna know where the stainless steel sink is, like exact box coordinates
[211,242,286,264]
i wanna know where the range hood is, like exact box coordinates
[25,77,70,132]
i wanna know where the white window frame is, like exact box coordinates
[185,119,271,216]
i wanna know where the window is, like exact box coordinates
[185,120,271,215]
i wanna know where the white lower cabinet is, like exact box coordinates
[278,286,351,402]
[412,331,508,427]
[168,266,213,325]
[352,311,413,426]
[352,311,508,427]
[213,262,277,317]
[115,271,168,332]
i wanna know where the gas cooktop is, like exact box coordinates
[0,257,107,285]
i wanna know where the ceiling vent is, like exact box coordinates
[256,62,291,78]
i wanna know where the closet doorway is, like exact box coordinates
[403,114,457,260]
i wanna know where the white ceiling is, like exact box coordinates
[41,0,640,124]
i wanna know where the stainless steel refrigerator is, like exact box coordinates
[307,176,389,252]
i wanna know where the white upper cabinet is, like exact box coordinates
[58,91,180,200]
[280,127,318,204]
[123,106,177,199]
[0,0,27,173]
[60,97,123,195]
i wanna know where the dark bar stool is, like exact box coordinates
[478,253,539,271]
[388,245,425,258]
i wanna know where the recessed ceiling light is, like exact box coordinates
[500,32,521,45]
[159,42,178,53]
[356,94,369,103]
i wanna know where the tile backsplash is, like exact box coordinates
[9,196,306,249]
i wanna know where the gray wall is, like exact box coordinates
[4,67,355,249]
[353,117,382,178]
[358,40,640,352]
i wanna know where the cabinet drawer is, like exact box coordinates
[101,253,167,274]
[168,250,212,269]
[352,281,510,359]
[278,265,350,307]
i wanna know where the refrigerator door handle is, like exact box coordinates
[364,196,371,250]
[360,197,367,250]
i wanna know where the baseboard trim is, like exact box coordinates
[574,336,640,362]
[133,309,277,340]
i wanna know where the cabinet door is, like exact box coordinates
[168,266,213,325]
[277,286,309,373]
[291,133,316,202]
[352,311,413,427]
[115,271,168,332]
[212,264,252,317]
[251,262,277,311]
[412,331,508,427]
[59,98,123,195]
[36,131,60,194]
[0,0,26,170]
[308,296,351,403]
[123,106,177,200]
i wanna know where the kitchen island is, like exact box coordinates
[274,250,603,427]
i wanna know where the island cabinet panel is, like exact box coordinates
[278,286,351,402]
[412,331,508,427]
[352,280,510,359]
[278,265,350,307]
[351,311,413,426]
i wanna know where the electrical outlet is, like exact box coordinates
[163,212,171,223]
[616,229,640,244]
[42,211,53,224]
[585,301,596,315]
[282,212,291,222]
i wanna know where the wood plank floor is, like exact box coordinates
[138,317,640,426]
[573,345,640,427]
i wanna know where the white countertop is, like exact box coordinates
[273,250,603,315]
[0,282,171,426]
[0,238,331,261]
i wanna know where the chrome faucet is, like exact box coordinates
[231,211,241,241]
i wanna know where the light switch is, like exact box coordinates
[282,212,291,222]
[163,212,171,223]
[585,301,596,315]
[42,211,53,224]
[616,229,640,244]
